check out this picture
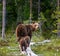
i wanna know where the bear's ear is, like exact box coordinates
[17,22,23,25]
[32,21,36,24]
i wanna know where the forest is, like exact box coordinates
[0,0,60,56]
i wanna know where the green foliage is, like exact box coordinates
[0,2,2,34]
[32,38,60,56]
[32,0,38,20]
[0,39,9,46]
[6,0,17,32]
[40,11,57,39]
[0,35,60,56]
[39,0,57,39]
[0,49,7,56]
[0,0,57,38]
[23,3,30,20]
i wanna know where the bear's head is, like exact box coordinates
[31,22,39,31]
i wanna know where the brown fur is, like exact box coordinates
[16,23,39,41]
[19,36,30,51]
[16,22,39,51]
[16,24,28,41]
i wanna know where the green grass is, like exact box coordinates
[0,35,60,56]
[31,38,60,56]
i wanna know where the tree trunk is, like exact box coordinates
[38,0,42,35]
[57,0,60,37]
[57,0,59,10]
[2,0,6,39]
[38,0,40,19]
[29,0,32,23]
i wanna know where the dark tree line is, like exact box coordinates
[0,0,59,39]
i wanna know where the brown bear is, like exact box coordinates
[25,22,39,40]
[16,22,39,42]
[16,24,27,41]
[19,36,30,51]
[16,22,39,52]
